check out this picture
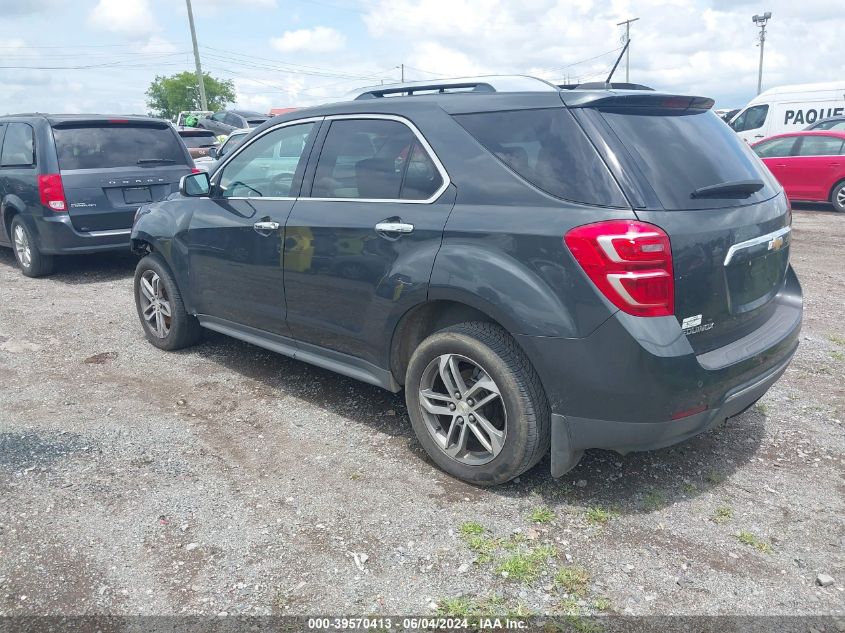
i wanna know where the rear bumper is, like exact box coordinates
[515,266,803,477]
[33,215,131,254]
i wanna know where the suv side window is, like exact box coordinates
[310,118,443,200]
[1,122,35,167]
[796,135,844,156]
[753,136,797,158]
[218,122,315,198]
[731,105,768,132]
[224,113,243,127]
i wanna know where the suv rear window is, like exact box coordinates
[598,109,777,210]
[52,124,187,170]
[179,131,218,148]
[453,108,626,207]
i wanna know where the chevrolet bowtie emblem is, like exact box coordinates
[768,235,785,251]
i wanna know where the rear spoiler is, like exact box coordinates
[562,92,715,110]
[50,118,171,129]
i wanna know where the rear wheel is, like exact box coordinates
[134,254,201,351]
[831,180,845,212]
[11,216,54,278]
[405,322,550,486]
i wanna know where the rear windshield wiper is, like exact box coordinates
[691,180,764,199]
[137,158,176,165]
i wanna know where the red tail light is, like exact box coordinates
[191,168,202,174]
[38,174,67,212]
[565,220,674,317]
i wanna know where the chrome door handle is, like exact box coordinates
[375,222,414,234]
[254,221,280,231]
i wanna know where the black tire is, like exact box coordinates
[830,180,845,212]
[134,254,201,351]
[10,216,54,278]
[405,321,551,486]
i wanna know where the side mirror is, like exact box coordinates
[207,146,218,159]
[180,172,210,197]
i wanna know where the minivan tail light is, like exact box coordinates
[38,174,67,212]
[565,220,674,317]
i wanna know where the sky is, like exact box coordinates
[0,0,841,117]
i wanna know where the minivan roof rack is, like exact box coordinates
[353,75,559,100]
[558,82,655,91]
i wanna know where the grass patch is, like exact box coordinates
[831,351,845,362]
[437,595,506,618]
[592,597,612,612]
[829,333,845,346]
[458,522,499,563]
[459,521,486,537]
[755,402,769,416]
[528,506,555,524]
[713,505,734,524]
[737,530,773,554]
[585,506,614,525]
[555,565,590,596]
[496,544,556,582]
[642,489,667,511]
[706,471,727,485]
[681,482,698,495]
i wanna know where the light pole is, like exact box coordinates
[752,12,772,96]
[186,0,208,111]
[616,17,639,83]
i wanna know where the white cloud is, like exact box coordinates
[271,26,345,54]
[88,0,158,39]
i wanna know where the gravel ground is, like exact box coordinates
[0,207,843,618]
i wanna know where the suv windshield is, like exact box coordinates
[53,124,187,170]
[597,108,777,210]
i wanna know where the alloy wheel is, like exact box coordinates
[13,225,31,269]
[837,187,845,209]
[417,353,507,465]
[138,270,172,338]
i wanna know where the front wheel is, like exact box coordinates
[134,254,201,351]
[405,322,551,486]
[831,180,845,212]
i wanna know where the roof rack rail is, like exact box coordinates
[353,75,559,100]
[558,82,655,91]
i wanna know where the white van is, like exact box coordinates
[729,81,845,142]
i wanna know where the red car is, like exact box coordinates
[752,130,845,212]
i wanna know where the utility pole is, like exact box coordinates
[185,0,208,111]
[401,64,405,82]
[752,12,772,95]
[616,17,639,83]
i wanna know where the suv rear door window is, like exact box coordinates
[453,108,626,207]
[599,108,777,210]
[311,118,443,200]
[180,131,218,148]
[796,135,844,156]
[1,122,35,167]
[52,123,187,170]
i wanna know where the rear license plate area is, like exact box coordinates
[123,187,152,204]
[725,248,788,315]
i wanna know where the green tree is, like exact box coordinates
[145,71,236,120]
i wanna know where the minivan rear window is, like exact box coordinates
[453,108,627,207]
[598,109,777,210]
[52,124,187,170]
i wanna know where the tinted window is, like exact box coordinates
[797,136,844,156]
[311,119,443,200]
[212,112,227,122]
[223,113,242,127]
[1,123,35,167]
[731,105,768,132]
[812,120,845,131]
[753,136,797,158]
[53,124,186,170]
[454,109,625,207]
[600,109,775,210]
[247,118,269,128]
[179,132,218,148]
[218,122,315,198]
[219,132,247,157]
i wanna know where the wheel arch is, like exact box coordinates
[829,177,845,205]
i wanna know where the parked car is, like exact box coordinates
[193,128,250,171]
[131,76,802,485]
[804,115,845,132]
[0,114,195,277]
[729,81,845,143]
[176,127,220,159]
[752,131,845,212]
[199,110,270,136]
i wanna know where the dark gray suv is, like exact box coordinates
[0,114,195,277]
[130,76,802,485]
